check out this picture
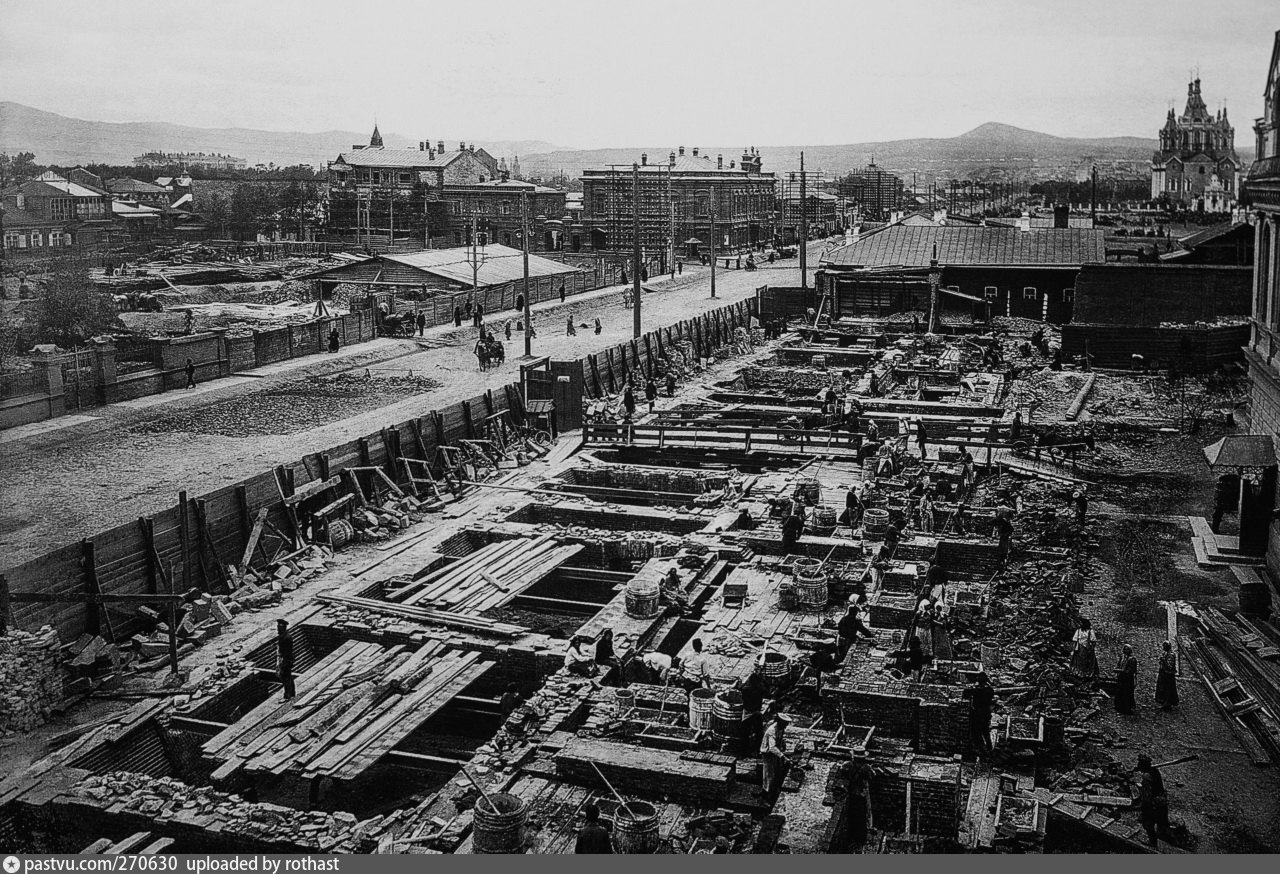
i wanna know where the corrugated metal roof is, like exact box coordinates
[583,154,770,177]
[332,148,466,169]
[6,178,104,199]
[306,245,579,288]
[820,226,1107,269]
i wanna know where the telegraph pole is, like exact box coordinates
[799,151,809,290]
[709,204,717,299]
[522,192,532,357]
[668,165,676,279]
[632,163,642,339]
[1090,164,1098,225]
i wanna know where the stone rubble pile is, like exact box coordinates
[0,626,63,732]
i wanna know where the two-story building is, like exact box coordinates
[326,128,500,249]
[579,147,777,267]
[446,178,568,252]
[1,170,114,258]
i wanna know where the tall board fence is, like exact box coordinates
[0,297,758,644]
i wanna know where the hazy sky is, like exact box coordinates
[1,0,1276,147]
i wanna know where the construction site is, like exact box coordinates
[3,257,1279,855]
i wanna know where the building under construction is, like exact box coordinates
[3,279,1278,854]
[579,147,777,267]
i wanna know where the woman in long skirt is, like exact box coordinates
[1114,644,1137,714]
[913,598,935,659]
[1154,641,1178,710]
[1069,618,1099,680]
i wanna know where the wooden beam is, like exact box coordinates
[7,592,189,604]
[240,508,270,572]
[139,517,158,595]
[196,499,232,594]
[0,573,10,635]
[82,538,112,641]
[178,490,192,593]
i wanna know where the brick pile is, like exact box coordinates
[0,626,63,732]
[72,772,379,852]
[350,496,432,543]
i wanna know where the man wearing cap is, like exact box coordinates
[760,709,790,801]
[781,507,805,554]
[276,619,296,700]
[1136,753,1170,848]
[832,748,877,851]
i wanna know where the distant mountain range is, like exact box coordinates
[518,122,1256,181]
[0,104,1255,179]
[0,102,563,167]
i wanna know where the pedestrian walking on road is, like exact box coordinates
[328,328,340,353]
[184,357,197,390]
[559,283,566,303]
[677,261,683,275]
[416,311,426,336]
[453,305,463,327]
[594,317,602,335]
[567,315,576,336]
[665,371,676,398]
[645,376,658,413]
[504,320,512,341]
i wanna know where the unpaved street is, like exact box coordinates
[1,250,822,566]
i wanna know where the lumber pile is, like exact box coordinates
[79,831,174,855]
[204,640,491,780]
[383,535,582,613]
[0,626,63,732]
[317,595,528,637]
[71,772,378,852]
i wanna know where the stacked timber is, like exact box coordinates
[0,626,63,732]
[72,772,379,852]
[383,535,583,614]
[204,640,492,780]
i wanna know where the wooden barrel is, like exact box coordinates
[760,651,791,684]
[863,508,889,539]
[814,507,838,528]
[613,801,660,853]
[777,583,798,610]
[613,689,636,713]
[799,478,822,505]
[688,688,715,730]
[327,519,355,550]
[792,557,823,578]
[794,572,828,609]
[473,792,528,854]
[1239,582,1272,617]
[711,690,745,741]
[624,578,660,618]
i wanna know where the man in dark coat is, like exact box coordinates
[454,305,463,327]
[781,509,805,554]
[1136,754,1170,847]
[621,382,637,420]
[837,604,873,657]
[276,618,296,700]
[185,358,197,389]
[965,672,996,757]
[833,748,876,851]
[574,803,613,853]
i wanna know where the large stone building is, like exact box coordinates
[326,128,559,250]
[579,147,777,266]
[1150,77,1244,210]
[1243,31,1280,569]
[133,151,247,171]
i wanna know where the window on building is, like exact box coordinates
[502,201,511,216]
[30,231,43,248]
[3,231,19,250]
[49,230,64,247]
[1199,166,1206,175]
[983,286,998,300]
[1022,286,1037,300]
[1063,287,1075,303]
[399,173,411,183]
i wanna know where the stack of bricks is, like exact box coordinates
[0,626,63,732]
[870,754,963,837]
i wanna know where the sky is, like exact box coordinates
[1,0,1276,148]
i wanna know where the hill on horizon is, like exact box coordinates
[2,105,1251,181]
[0,102,564,168]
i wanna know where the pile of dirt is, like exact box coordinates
[131,373,442,437]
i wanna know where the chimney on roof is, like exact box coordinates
[468,143,474,152]
[669,151,676,166]
[692,147,699,157]
[460,141,466,152]
[641,153,648,166]
[933,209,947,225]
[1053,204,1069,229]
[717,154,723,169]
[438,140,445,153]
[678,146,685,156]
[1017,211,1031,233]
[730,160,736,169]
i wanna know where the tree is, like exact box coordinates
[0,151,44,186]
[29,257,123,347]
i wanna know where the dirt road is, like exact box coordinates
[1,247,823,567]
